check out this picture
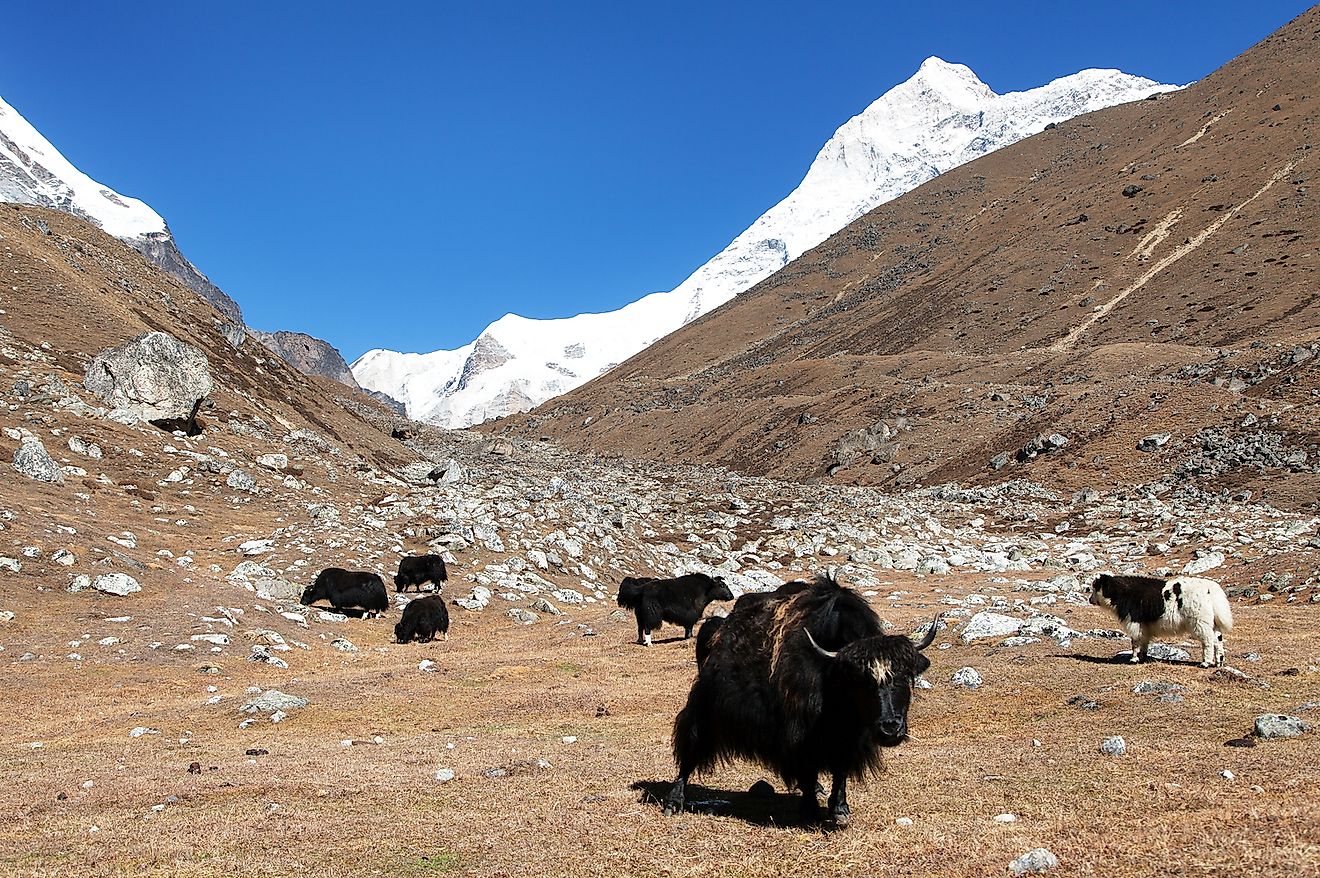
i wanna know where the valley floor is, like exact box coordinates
[2,566,1317,878]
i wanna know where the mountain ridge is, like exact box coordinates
[354,58,1178,427]
[491,7,1320,512]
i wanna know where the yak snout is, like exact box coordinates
[877,717,907,744]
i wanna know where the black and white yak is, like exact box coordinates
[394,554,448,593]
[663,574,936,827]
[1089,573,1233,667]
[395,595,450,643]
[300,568,389,618]
[616,573,734,646]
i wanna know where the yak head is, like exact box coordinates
[298,582,322,606]
[393,620,408,643]
[706,575,735,603]
[805,621,936,747]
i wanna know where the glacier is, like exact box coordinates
[356,57,1181,428]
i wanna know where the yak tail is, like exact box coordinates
[1211,585,1234,632]
[617,578,646,610]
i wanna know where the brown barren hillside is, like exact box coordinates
[496,8,1320,511]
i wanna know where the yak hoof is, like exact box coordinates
[831,807,851,829]
[662,800,682,817]
[1198,661,1211,668]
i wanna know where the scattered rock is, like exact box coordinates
[1183,551,1225,575]
[1253,714,1310,740]
[950,667,983,689]
[1016,433,1068,463]
[89,573,141,596]
[1009,848,1059,875]
[12,438,64,484]
[1137,433,1171,453]
[226,470,258,493]
[247,645,289,669]
[1132,681,1185,695]
[1099,736,1127,756]
[961,612,1022,643]
[84,332,213,433]
[240,690,309,714]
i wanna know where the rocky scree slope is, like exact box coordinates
[497,8,1320,513]
[353,59,1175,428]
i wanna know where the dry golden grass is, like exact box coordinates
[3,574,1317,878]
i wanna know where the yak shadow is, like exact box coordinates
[630,780,823,829]
[1050,652,1201,668]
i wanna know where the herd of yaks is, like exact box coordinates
[297,552,1238,826]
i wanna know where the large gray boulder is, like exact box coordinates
[84,332,213,432]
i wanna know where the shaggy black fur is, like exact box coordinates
[663,574,935,827]
[395,595,450,643]
[695,616,724,668]
[1091,574,1168,625]
[300,568,389,616]
[394,554,448,593]
[616,573,734,645]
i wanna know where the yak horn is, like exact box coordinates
[804,628,837,660]
[909,616,939,651]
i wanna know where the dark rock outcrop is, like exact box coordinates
[250,330,360,389]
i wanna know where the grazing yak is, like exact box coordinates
[394,554,448,593]
[1089,573,1233,667]
[395,595,450,643]
[663,574,936,827]
[300,568,389,618]
[617,573,734,646]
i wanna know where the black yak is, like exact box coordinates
[663,574,936,827]
[395,595,450,643]
[1089,573,1232,667]
[617,573,734,646]
[394,554,448,593]
[300,568,389,618]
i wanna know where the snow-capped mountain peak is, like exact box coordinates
[0,95,166,239]
[0,93,245,322]
[353,60,1180,428]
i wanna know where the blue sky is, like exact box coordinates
[1,1,1310,359]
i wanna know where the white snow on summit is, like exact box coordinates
[353,58,1180,427]
[0,95,166,239]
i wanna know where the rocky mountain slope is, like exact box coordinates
[354,60,1176,428]
[0,94,243,324]
[497,7,1320,514]
[0,93,366,390]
